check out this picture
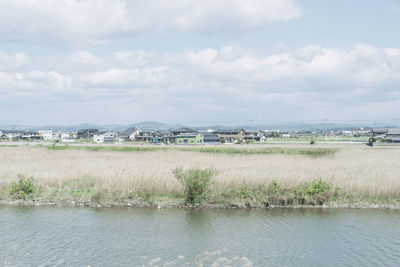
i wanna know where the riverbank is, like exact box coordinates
[1,198,399,210]
[1,145,400,209]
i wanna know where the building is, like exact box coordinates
[0,130,40,140]
[158,130,174,144]
[201,132,221,145]
[38,130,56,140]
[20,131,40,140]
[171,127,197,136]
[371,129,388,137]
[93,131,117,144]
[385,128,400,143]
[135,129,158,143]
[244,130,265,142]
[77,129,99,139]
[341,130,353,137]
[118,127,137,142]
[370,128,400,144]
[215,129,246,143]
[2,130,23,140]
[176,133,204,145]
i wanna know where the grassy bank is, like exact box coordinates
[0,145,399,208]
[0,171,397,209]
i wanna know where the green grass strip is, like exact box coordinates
[46,144,336,157]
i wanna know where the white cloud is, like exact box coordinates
[59,50,154,72]
[3,44,400,92]
[0,70,71,95]
[177,44,400,86]
[1,43,400,124]
[0,0,302,45]
[81,67,169,87]
[0,52,30,71]
[127,0,302,32]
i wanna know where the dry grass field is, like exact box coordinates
[0,144,399,206]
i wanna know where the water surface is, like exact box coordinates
[0,207,399,266]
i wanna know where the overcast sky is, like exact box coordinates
[1,0,400,125]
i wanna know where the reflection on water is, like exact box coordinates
[0,206,399,266]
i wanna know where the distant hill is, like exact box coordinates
[0,121,398,132]
[128,121,182,130]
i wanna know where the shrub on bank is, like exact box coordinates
[264,179,336,206]
[173,167,216,204]
[295,179,333,205]
[10,174,36,200]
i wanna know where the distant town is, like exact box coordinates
[1,125,399,145]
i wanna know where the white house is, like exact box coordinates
[38,130,56,140]
[58,132,71,139]
[118,127,138,142]
[94,131,117,144]
[341,130,353,137]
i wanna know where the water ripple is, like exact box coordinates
[0,207,399,266]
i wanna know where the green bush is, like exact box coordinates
[267,180,282,194]
[10,174,36,199]
[264,179,335,206]
[310,140,315,145]
[296,179,332,196]
[173,167,216,204]
[238,186,253,199]
[295,179,333,205]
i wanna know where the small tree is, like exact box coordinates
[173,167,216,204]
[10,174,36,200]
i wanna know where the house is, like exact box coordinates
[341,130,353,137]
[168,127,197,144]
[135,129,157,142]
[77,129,99,139]
[129,129,168,143]
[1,130,40,140]
[38,130,56,140]
[176,133,204,145]
[201,132,221,145]
[171,127,197,136]
[371,129,388,138]
[118,127,138,142]
[2,130,23,140]
[369,128,400,145]
[244,130,264,142]
[58,131,75,142]
[93,131,117,144]
[58,131,71,139]
[20,131,40,140]
[215,129,246,143]
[385,128,400,143]
[158,130,174,144]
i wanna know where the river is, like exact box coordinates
[0,207,399,266]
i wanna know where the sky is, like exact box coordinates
[1,0,400,126]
